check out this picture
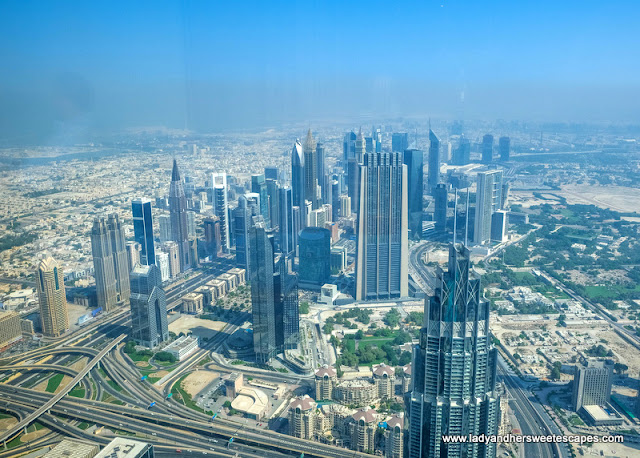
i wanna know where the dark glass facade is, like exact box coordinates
[132,199,155,266]
[298,227,331,287]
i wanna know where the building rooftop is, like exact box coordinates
[373,363,394,377]
[165,335,198,352]
[289,395,316,411]
[352,407,378,424]
[315,365,336,378]
[43,439,99,458]
[94,438,151,458]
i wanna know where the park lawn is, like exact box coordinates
[360,336,395,347]
[584,284,640,299]
[69,386,85,398]
[45,373,65,393]
[127,352,152,363]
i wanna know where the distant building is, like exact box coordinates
[291,139,305,210]
[125,241,140,272]
[498,136,510,161]
[36,256,69,337]
[391,133,409,153]
[340,195,351,218]
[233,196,253,274]
[203,216,222,258]
[298,227,331,288]
[403,149,424,240]
[251,173,270,226]
[278,186,296,256]
[94,438,153,458]
[264,166,279,181]
[434,184,448,234]
[0,311,22,347]
[427,129,440,194]
[155,252,170,282]
[107,214,130,304]
[211,172,230,252]
[474,169,504,245]
[132,198,155,266]
[163,241,180,279]
[482,134,494,163]
[165,335,199,361]
[158,214,172,243]
[330,246,347,274]
[129,264,168,348]
[491,210,508,243]
[452,136,471,165]
[572,359,614,412]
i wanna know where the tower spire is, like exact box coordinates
[171,159,180,182]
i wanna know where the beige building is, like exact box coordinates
[223,372,243,398]
[228,267,246,285]
[334,378,378,406]
[21,318,35,335]
[373,363,395,399]
[43,438,100,457]
[0,311,22,347]
[288,395,318,440]
[315,365,337,400]
[36,257,69,337]
[349,407,378,453]
[401,364,411,393]
[163,241,180,279]
[384,414,404,458]
[181,292,203,314]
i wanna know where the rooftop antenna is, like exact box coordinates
[464,188,470,246]
[453,188,458,246]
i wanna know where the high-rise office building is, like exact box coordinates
[91,217,118,312]
[343,131,357,163]
[278,186,295,256]
[169,159,191,272]
[347,158,360,215]
[275,254,299,352]
[158,215,172,243]
[403,149,424,240]
[452,136,471,165]
[129,263,169,348]
[355,152,408,301]
[233,196,253,274]
[482,134,494,163]
[298,227,331,288]
[427,129,440,194]
[125,241,140,272]
[155,251,170,282]
[203,216,222,258]
[132,199,155,266]
[266,178,280,230]
[572,360,614,412]
[249,217,277,363]
[434,184,448,234]
[251,173,270,225]
[316,141,326,204]
[474,169,504,245]
[303,130,319,210]
[107,214,130,304]
[36,257,68,337]
[392,133,409,152]
[498,136,510,161]
[264,166,279,181]
[211,172,230,253]
[291,139,305,210]
[491,210,508,243]
[331,181,340,221]
[407,244,500,458]
[163,241,180,279]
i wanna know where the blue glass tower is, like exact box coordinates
[132,198,155,266]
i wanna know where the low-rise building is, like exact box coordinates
[181,292,203,314]
[94,438,153,458]
[164,335,199,361]
[223,372,243,398]
[0,311,22,347]
[373,363,395,399]
[43,439,100,458]
[319,284,339,306]
[334,378,378,406]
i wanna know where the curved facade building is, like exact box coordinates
[36,257,68,337]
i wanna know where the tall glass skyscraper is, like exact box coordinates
[427,128,441,195]
[169,159,191,271]
[407,244,500,458]
[211,172,230,252]
[107,213,130,304]
[403,148,424,240]
[36,256,68,337]
[303,129,319,210]
[129,263,169,348]
[233,196,253,274]
[291,139,305,210]
[278,186,295,256]
[91,217,118,312]
[251,173,270,226]
[482,134,494,163]
[298,227,331,288]
[355,152,408,301]
[316,141,326,204]
[132,198,155,266]
[434,184,448,234]
[474,169,504,245]
[498,136,510,161]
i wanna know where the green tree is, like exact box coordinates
[299,301,310,315]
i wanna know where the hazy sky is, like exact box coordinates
[1,0,639,144]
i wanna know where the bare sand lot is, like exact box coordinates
[0,417,17,431]
[70,356,88,372]
[558,185,640,213]
[181,370,219,398]
[169,315,226,340]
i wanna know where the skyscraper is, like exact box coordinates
[355,152,409,301]
[266,178,280,230]
[233,196,253,273]
[211,172,230,252]
[291,139,305,210]
[251,173,270,225]
[343,131,357,163]
[107,213,130,304]
[498,136,510,161]
[203,216,222,258]
[36,257,68,337]
[125,241,140,272]
[298,227,331,288]
[303,129,319,210]
[169,159,191,272]
[91,217,118,312]
[427,128,440,194]
[132,199,155,266]
[316,141,326,204]
[407,244,500,458]
[452,136,471,166]
[278,186,295,256]
[249,216,277,363]
[264,166,279,181]
[347,158,360,215]
[403,149,424,240]
[434,184,448,234]
[392,133,409,152]
[482,134,494,163]
[158,215,171,243]
[129,263,169,348]
[474,169,504,245]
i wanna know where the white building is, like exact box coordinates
[155,252,170,282]
[165,335,199,361]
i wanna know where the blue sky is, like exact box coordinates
[1,1,639,141]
